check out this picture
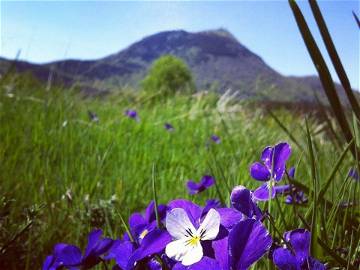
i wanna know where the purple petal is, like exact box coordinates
[187,180,202,195]
[306,257,326,270]
[216,208,243,229]
[212,236,229,270]
[253,183,275,201]
[144,201,167,223]
[284,229,310,265]
[288,167,296,178]
[126,229,171,270]
[42,255,57,270]
[164,123,174,131]
[272,247,298,270]
[274,184,291,195]
[211,135,221,144]
[229,219,272,270]
[167,199,202,227]
[250,162,271,181]
[348,168,359,181]
[200,175,215,188]
[272,142,291,181]
[202,199,222,216]
[173,257,220,270]
[230,185,255,217]
[129,212,147,238]
[109,240,135,270]
[56,244,82,267]
[261,146,273,169]
[84,229,102,258]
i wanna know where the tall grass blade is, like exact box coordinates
[151,164,161,229]
[305,119,319,257]
[267,109,303,151]
[352,11,360,28]
[317,238,357,270]
[317,139,353,201]
[308,0,360,120]
[288,0,356,157]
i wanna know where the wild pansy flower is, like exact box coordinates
[164,123,174,131]
[127,201,168,242]
[187,175,215,195]
[348,168,359,181]
[250,142,291,201]
[272,229,325,270]
[211,135,221,144]
[125,109,139,121]
[165,208,221,265]
[43,229,113,270]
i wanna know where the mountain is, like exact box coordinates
[0,29,348,102]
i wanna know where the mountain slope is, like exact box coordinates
[0,29,348,102]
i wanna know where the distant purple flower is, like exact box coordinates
[211,135,221,144]
[187,175,215,195]
[88,111,99,123]
[285,191,308,205]
[288,167,296,178]
[348,168,359,181]
[272,229,325,270]
[250,142,291,201]
[125,109,139,121]
[43,229,113,270]
[164,123,174,131]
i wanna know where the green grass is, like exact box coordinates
[0,75,359,269]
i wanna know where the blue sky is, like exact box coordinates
[1,0,359,88]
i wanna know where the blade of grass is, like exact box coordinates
[317,237,357,270]
[317,139,353,201]
[267,109,304,152]
[352,11,360,28]
[305,119,319,257]
[151,163,161,229]
[288,0,356,158]
[308,0,360,121]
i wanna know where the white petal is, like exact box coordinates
[197,208,220,240]
[165,239,190,262]
[166,208,197,240]
[181,241,203,266]
[165,239,203,266]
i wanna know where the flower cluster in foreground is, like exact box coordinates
[43,142,326,270]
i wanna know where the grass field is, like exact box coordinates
[0,75,359,269]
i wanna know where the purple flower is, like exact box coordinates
[165,199,271,269]
[348,168,359,181]
[211,135,221,144]
[127,201,168,242]
[164,123,174,131]
[88,111,99,123]
[43,229,113,270]
[250,142,291,201]
[272,229,325,270]
[187,175,215,195]
[125,109,139,121]
[285,191,308,205]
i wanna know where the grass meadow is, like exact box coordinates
[0,74,359,269]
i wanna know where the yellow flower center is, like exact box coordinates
[139,229,149,239]
[187,235,201,246]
